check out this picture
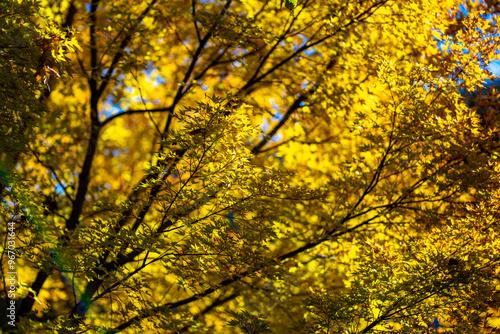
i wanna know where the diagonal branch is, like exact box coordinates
[109,210,389,332]
[251,90,309,154]
[251,58,336,154]
[95,0,158,102]
[62,0,77,28]
[179,293,239,333]
[192,0,201,43]
[29,147,74,203]
[238,0,389,94]
[163,0,233,135]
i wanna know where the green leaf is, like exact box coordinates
[285,0,297,10]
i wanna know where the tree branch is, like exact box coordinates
[108,212,384,332]
[100,106,173,127]
[192,0,201,43]
[95,0,158,102]
[179,293,239,333]
[238,0,389,94]
[163,0,233,135]
[251,91,308,154]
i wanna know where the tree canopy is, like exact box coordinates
[1,0,500,333]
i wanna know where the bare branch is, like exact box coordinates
[192,0,201,43]
[100,106,173,128]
